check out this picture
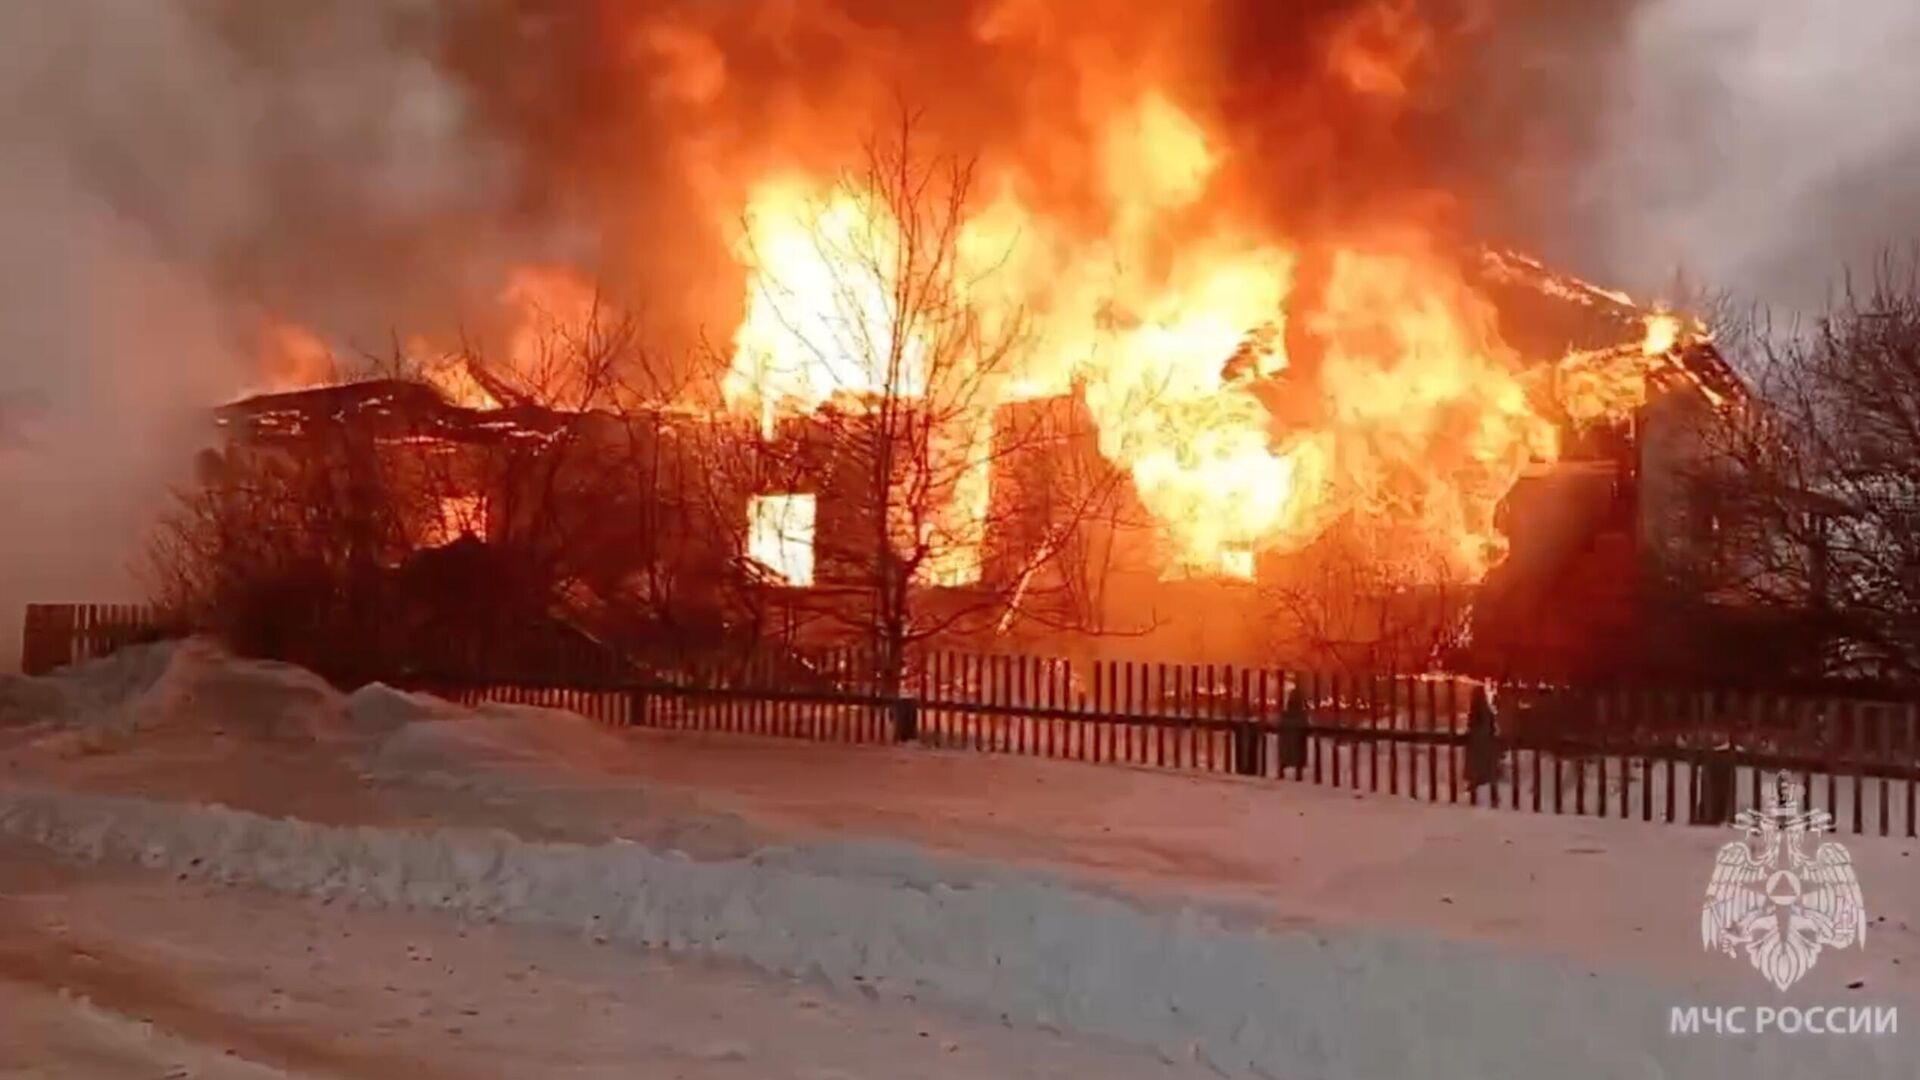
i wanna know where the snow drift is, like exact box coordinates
[0,787,1906,1080]
[2,642,1912,1077]
[0,640,626,776]
[355,684,633,778]
[0,639,343,750]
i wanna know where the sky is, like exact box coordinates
[1573,0,1920,314]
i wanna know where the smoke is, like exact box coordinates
[4,0,1907,665]
[0,0,528,669]
[1569,0,1920,314]
[0,0,1651,668]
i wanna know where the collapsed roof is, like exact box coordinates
[216,249,1746,471]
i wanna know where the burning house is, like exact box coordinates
[204,238,1741,684]
[185,24,1758,683]
[201,378,754,675]
[956,249,1749,676]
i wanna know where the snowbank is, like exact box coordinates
[357,684,632,780]
[1,640,184,731]
[0,639,345,751]
[0,644,628,784]
[3,645,1913,1076]
[0,789,1907,1079]
[339,681,462,736]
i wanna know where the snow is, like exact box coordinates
[0,638,344,750]
[2,984,300,1080]
[1,843,1197,1080]
[358,685,636,781]
[3,642,1918,1078]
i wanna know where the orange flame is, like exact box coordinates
[1642,313,1682,357]
[725,180,929,431]
[718,92,1671,586]
[419,494,487,548]
[1305,247,1559,579]
[408,343,502,411]
[1546,312,1704,429]
[256,320,338,394]
[496,266,613,410]
[254,7,1693,598]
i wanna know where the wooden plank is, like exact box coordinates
[1877,705,1891,838]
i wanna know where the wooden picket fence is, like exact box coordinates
[19,603,1920,836]
[19,603,170,675]
[432,646,1920,838]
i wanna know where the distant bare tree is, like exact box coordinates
[1259,525,1472,675]
[1670,254,1920,685]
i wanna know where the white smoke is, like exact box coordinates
[0,0,517,670]
[1582,0,1920,313]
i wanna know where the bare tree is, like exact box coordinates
[1258,524,1473,675]
[1671,254,1920,685]
[147,381,423,673]
[723,115,1138,691]
[145,300,664,678]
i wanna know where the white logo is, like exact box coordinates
[1700,773,1867,991]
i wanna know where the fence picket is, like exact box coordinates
[17,604,1920,835]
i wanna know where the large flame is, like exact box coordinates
[717,92,1677,585]
[237,3,1701,597]
[726,180,930,432]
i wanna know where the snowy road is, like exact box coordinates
[0,842,1211,1079]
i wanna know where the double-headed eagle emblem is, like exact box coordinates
[1700,773,1867,991]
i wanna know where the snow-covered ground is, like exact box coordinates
[0,842,1202,1079]
[3,640,1918,1078]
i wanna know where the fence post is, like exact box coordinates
[1234,718,1263,777]
[21,604,78,676]
[1691,742,1737,826]
[892,694,920,744]
[1278,684,1309,771]
[1465,686,1499,789]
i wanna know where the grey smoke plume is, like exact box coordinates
[1574,0,1920,313]
[0,0,525,669]
[3,0,1914,669]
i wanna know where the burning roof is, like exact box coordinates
[226,239,1736,600]
[1473,248,1744,408]
[226,14,1745,597]
[214,379,570,449]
